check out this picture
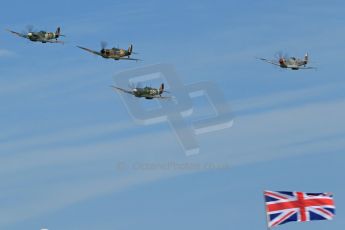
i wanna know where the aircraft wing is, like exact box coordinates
[111,86,134,95]
[77,46,102,56]
[118,57,142,61]
[6,29,27,38]
[293,66,317,70]
[256,57,280,66]
[43,39,64,44]
[150,95,172,99]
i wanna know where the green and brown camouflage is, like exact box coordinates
[77,43,140,61]
[112,83,170,99]
[7,27,64,44]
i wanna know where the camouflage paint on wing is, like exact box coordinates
[77,46,102,56]
[6,29,28,38]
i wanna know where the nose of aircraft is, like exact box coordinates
[279,58,284,65]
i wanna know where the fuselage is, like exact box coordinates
[100,48,129,59]
[279,57,308,70]
[133,87,160,99]
[27,31,58,42]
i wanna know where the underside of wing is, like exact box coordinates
[297,66,317,70]
[150,95,171,99]
[285,65,316,70]
[257,57,280,66]
[6,29,27,39]
[118,57,141,61]
[77,46,102,56]
[44,39,64,44]
[111,86,134,95]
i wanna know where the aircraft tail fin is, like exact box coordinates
[304,52,309,64]
[159,83,164,95]
[55,27,61,37]
[55,27,65,38]
[128,44,133,55]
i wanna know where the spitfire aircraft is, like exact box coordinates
[77,42,140,61]
[112,83,170,99]
[257,53,316,70]
[7,26,64,44]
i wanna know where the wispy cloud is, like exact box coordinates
[232,81,345,116]
[0,83,345,226]
[0,121,135,157]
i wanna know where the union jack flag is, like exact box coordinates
[264,190,335,228]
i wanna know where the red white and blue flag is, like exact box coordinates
[264,190,335,228]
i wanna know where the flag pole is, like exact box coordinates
[263,190,271,230]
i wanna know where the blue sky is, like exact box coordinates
[0,0,344,229]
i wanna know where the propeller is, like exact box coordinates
[129,81,143,90]
[274,51,288,60]
[22,25,34,36]
[274,51,289,65]
[100,41,107,54]
[26,25,34,33]
[101,41,107,49]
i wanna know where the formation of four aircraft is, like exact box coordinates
[7,26,316,100]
